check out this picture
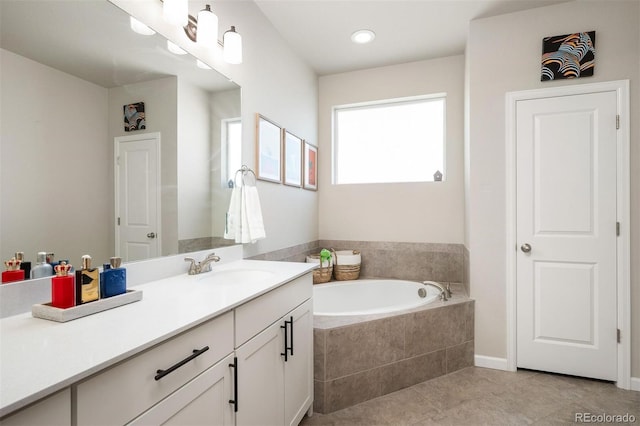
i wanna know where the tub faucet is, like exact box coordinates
[422,281,449,301]
[185,252,221,275]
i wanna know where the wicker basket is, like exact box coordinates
[332,249,361,281]
[306,254,333,284]
[312,266,333,284]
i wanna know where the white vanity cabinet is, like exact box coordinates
[0,389,70,426]
[234,274,313,426]
[76,311,234,426]
[128,353,236,425]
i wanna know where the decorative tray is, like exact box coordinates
[32,289,143,322]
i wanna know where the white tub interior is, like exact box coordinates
[313,279,440,316]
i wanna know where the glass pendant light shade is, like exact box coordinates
[163,0,188,27]
[130,16,156,36]
[197,5,218,48]
[223,26,242,64]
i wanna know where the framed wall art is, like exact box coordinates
[124,102,145,131]
[283,130,303,187]
[303,141,318,191]
[255,113,282,183]
[541,31,595,81]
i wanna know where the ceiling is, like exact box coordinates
[254,0,574,75]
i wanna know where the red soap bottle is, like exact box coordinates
[52,262,75,309]
[2,257,25,284]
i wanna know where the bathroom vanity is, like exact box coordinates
[0,259,315,426]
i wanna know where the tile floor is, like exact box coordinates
[300,367,640,425]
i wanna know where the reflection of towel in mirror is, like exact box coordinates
[224,185,266,244]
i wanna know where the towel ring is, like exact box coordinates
[233,165,257,187]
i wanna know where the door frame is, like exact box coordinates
[505,80,630,389]
[114,132,162,259]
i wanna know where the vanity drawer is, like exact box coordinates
[235,272,312,347]
[76,311,234,426]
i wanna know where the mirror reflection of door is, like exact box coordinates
[115,133,161,262]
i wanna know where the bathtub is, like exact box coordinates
[313,279,440,316]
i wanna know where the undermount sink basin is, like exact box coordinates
[196,268,276,284]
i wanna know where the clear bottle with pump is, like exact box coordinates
[2,257,25,283]
[52,261,75,309]
[102,257,127,298]
[75,255,100,305]
[31,252,54,279]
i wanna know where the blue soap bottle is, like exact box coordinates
[102,257,126,298]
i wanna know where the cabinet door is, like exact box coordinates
[128,354,235,426]
[235,321,285,426]
[0,389,70,426]
[284,299,313,426]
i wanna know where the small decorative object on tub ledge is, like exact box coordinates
[32,289,142,322]
[332,249,361,281]
[307,249,333,284]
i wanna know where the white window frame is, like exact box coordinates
[331,93,447,185]
[221,117,242,187]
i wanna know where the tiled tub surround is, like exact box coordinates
[250,240,468,285]
[313,283,474,414]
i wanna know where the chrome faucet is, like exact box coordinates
[184,252,221,275]
[422,281,449,301]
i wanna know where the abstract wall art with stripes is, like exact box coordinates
[541,31,595,81]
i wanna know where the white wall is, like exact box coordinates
[318,56,465,244]
[466,0,640,376]
[0,48,111,265]
[177,78,212,241]
[111,0,319,258]
[108,77,179,255]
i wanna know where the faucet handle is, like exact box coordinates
[184,257,197,275]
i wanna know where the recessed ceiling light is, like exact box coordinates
[351,29,375,44]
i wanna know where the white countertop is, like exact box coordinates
[0,259,316,417]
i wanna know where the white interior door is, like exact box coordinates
[115,133,161,262]
[515,91,618,381]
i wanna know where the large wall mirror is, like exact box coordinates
[0,0,242,280]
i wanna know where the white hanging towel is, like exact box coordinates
[224,183,266,244]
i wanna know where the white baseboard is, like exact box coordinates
[631,377,640,392]
[474,355,510,371]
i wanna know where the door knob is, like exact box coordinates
[521,243,531,253]
[147,232,156,239]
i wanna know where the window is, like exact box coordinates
[223,118,242,187]
[333,94,445,184]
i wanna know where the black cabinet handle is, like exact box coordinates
[228,357,238,412]
[288,316,294,357]
[280,321,289,361]
[281,317,293,361]
[155,346,209,381]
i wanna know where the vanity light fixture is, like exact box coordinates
[351,29,375,44]
[197,5,218,48]
[160,1,243,65]
[223,26,242,64]
[167,40,187,55]
[163,0,188,27]
[130,16,156,36]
